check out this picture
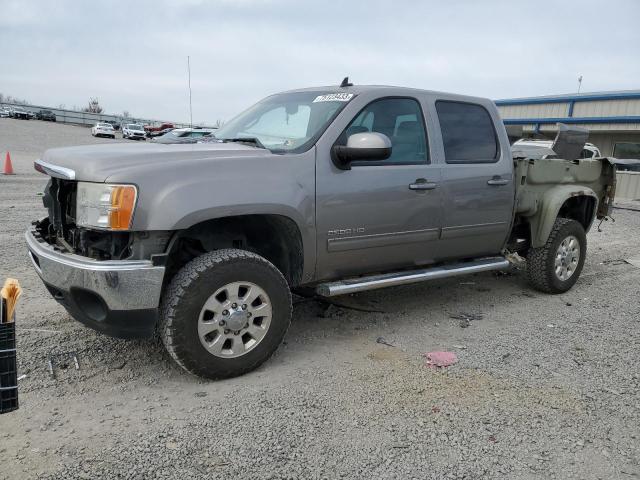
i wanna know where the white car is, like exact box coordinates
[91,122,116,139]
[512,139,601,159]
[0,107,9,118]
[122,123,146,140]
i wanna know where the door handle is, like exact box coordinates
[409,179,438,191]
[487,177,510,186]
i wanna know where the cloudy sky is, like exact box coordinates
[1,0,639,124]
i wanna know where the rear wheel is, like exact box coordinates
[526,218,586,293]
[160,249,292,379]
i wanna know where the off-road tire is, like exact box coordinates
[526,218,586,294]
[159,249,292,379]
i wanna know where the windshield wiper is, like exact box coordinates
[221,137,266,149]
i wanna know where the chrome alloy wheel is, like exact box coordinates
[198,281,272,358]
[554,235,581,281]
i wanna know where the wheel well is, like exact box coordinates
[164,215,304,287]
[510,195,597,254]
[557,195,597,231]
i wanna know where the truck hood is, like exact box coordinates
[38,142,272,182]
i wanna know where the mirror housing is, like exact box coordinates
[332,132,392,170]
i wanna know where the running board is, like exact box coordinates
[315,256,510,297]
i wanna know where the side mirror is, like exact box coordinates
[332,132,392,170]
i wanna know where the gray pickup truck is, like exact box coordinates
[26,82,617,379]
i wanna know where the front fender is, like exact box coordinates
[128,150,317,282]
[528,185,598,248]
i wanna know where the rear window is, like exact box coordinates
[435,100,498,163]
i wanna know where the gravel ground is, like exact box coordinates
[0,118,639,479]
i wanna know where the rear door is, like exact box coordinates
[433,99,514,259]
[314,95,442,280]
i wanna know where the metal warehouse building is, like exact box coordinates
[495,90,640,159]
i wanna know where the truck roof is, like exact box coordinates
[282,84,493,105]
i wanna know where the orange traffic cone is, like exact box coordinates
[3,152,14,175]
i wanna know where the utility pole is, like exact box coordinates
[577,75,583,94]
[187,56,193,128]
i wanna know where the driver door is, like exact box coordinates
[314,96,442,280]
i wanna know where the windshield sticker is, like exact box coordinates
[312,93,354,103]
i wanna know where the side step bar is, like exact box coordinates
[315,256,510,297]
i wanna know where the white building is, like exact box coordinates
[496,90,640,158]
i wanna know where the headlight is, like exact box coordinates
[76,182,137,230]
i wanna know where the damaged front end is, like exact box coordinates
[34,177,170,261]
[26,174,170,338]
[35,178,132,259]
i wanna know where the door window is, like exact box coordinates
[339,98,429,165]
[436,100,498,163]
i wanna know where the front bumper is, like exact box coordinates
[25,229,165,338]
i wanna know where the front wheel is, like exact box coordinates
[526,218,586,293]
[159,249,292,379]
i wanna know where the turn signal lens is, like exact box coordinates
[109,185,137,230]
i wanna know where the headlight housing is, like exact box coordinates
[76,182,137,230]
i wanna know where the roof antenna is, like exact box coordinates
[340,76,353,88]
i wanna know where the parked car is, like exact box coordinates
[28,83,618,380]
[0,107,9,118]
[148,127,174,138]
[151,128,214,144]
[610,158,640,172]
[10,106,30,120]
[91,122,116,139]
[144,122,175,137]
[122,123,147,140]
[513,138,601,159]
[37,109,57,122]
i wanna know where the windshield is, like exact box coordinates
[214,91,355,153]
[128,124,143,131]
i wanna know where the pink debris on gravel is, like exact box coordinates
[424,351,458,368]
